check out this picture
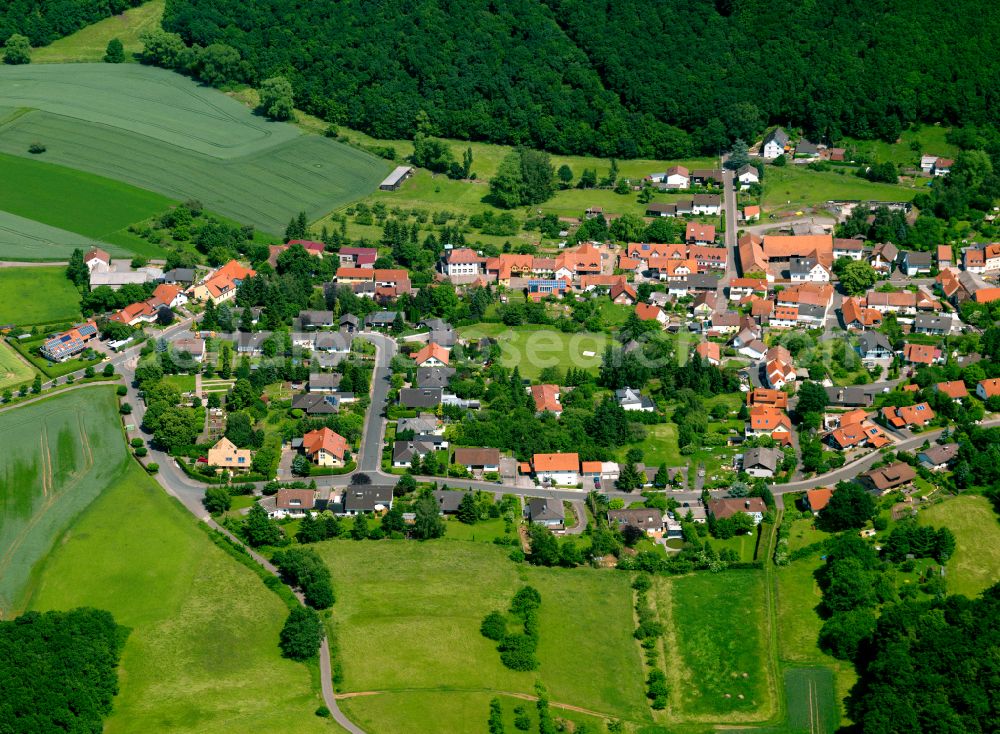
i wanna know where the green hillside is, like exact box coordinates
[160,0,1000,156]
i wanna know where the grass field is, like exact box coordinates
[336,126,718,183]
[0,267,81,325]
[0,65,389,234]
[339,690,609,734]
[0,387,123,615]
[319,540,650,729]
[32,0,165,63]
[841,125,957,168]
[657,570,774,722]
[456,323,608,379]
[762,165,920,213]
[0,339,34,390]
[317,166,720,249]
[0,151,172,258]
[774,546,856,729]
[29,459,330,733]
[918,495,1000,597]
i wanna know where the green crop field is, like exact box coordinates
[0,208,130,260]
[32,0,165,64]
[657,570,775,722]
[0,151,171,259]
[0,65,390,234]
[919,495,1000,598]
[0,267,81,325]
[0,339,34,390]
[0,387,124,614]
[319,540,649,731]
[762,165,920,214]
[456,323,609,379]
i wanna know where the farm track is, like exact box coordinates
[335,688,612,719]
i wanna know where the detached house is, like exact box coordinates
[685,222,716,245]
[616,387,656,411]
[902,343,943,366]
[608,508,665,536]
[691,194,721,216]
[662,166,690,189]
[899,251,933,277]
[869,243,898,274]
[737,165,759,189]
[530,384,563,415]
[746,406,793,443]
[271,489,317,519]
[189,260,255,305]
[976,378,1000,401]
[863,462,916,494]
[635,302,668,326]
[452,447,501,473]
[40,321,98,362]
[856,331,893,364]
[533,453,580,486]
[742,447,784,478]
[442,247,486,277]
[762,128,789,159]
[413,342,450,367]
[881,402,935,429]
[301,427,348,467]
[206,437,251,473]
[527,498,565,528]
[707,497,767,525]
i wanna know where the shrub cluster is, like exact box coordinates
[271,547,335,609]
[632,575,668,709]
[480,586,542,671]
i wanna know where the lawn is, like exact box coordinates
[162,373,197,392]
[318,540,650,725]
[32,0,165,63]
[442,516,511,543]
[0,387,124,614]
[0,151,171,258]
[761,165,919,214]
[0,338,35,390]
[0,267,80,325]
[657,570,775,722]
[630,418,739,478]
[456,323,608,379]
[0,64,389,234]
[918,494,1000,598]
[710,531,759,563]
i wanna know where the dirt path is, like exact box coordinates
[334,688,611,719]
